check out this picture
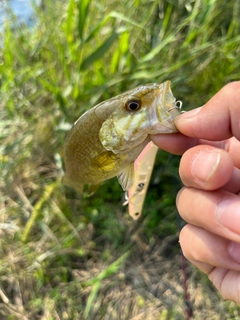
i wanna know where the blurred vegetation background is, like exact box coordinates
[0,0,240,319]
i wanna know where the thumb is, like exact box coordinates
[174,81,240,141]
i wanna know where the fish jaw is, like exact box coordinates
[146,81,180,134]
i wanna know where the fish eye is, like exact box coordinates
[125,99,141,111]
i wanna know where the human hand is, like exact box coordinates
[151,81,240,305]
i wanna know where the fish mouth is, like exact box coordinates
[149,81,182,134]
[160,80,177,114]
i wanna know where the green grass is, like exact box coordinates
[0,0,240,318]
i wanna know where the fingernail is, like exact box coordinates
[228,242,240,264]
[175,107,201,122]
[216,198,240,234]
[191,150,221,182]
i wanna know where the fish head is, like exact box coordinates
[99,81,181,153]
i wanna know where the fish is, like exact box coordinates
[62,80,181,195]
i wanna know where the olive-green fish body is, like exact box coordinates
[62,81,180,194]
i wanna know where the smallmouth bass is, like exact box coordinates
[62,81,181,194]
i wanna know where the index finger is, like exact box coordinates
[150,132,198,155]
[150,133,232,156]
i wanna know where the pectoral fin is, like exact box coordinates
[92,151,122,172]
[117,163,135,191]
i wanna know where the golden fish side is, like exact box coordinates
[62,81,181,194]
